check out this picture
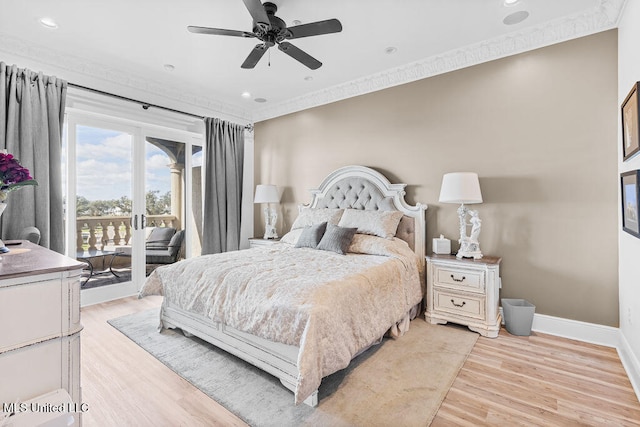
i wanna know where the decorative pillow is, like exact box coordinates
[316,223,358,255]
[145,227,176,249]
[291,208,344,230]
[280,228,303,246]
[337,209,404,239]
[348,234,412,257]
[295,222,327,249]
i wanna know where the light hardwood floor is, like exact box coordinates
[81,296,640,426]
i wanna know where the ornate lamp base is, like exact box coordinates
[456,204,483,260]
[456,242,483,259]
[263,206,279,240]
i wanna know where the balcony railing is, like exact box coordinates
[77,215,179,251]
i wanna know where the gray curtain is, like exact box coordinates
[202,117,245,254]
[0,63,67,252]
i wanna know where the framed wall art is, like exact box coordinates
[621,170,640,238]
[622,82,640,161]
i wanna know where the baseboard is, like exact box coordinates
[530,313,620,348]
[499,308,640,402]
[81,283,138,307]
[618,332,640,402]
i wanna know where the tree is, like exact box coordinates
[146,190,171,215]
[76,191,169,217]
[76,196,91,216]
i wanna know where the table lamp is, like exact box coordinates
[254,184,280,239]
[439,172,483,259]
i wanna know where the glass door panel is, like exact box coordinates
[74,125,136,296]
[144,137,186,275]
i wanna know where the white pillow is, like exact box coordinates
[280,228,303,245]
[337,209,404,239]
[290,208,344,230]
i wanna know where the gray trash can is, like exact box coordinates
[501,298,535,336]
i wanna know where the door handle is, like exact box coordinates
[141,214,146,229]
[133,214,138,230]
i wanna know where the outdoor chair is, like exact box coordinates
[145,227,185,265]
[20,226,41,245]
[113,227,185,275]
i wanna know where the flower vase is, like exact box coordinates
[0,202,8,254]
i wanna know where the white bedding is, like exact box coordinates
[139,234,422,404]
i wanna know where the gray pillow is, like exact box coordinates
[295,222,327,249]
[317,223,357,255]
[146,227,176,249]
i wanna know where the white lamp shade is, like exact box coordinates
[254,184,280,204]
[439,172,483,204]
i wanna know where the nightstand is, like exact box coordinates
[248,237,281,248]
[425,254,502,338]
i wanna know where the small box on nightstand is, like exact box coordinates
[432,235,451,255]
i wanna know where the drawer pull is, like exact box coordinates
[450,274,466,283]
[450,299,466,308]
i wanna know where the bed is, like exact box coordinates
[139,165,427,406]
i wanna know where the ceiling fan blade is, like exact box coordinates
[242,0,270,30]
[277,42,322,70]
[286,19,342,39]
[188,26,255,38]
[241,44,269,69]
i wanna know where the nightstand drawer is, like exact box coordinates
[434,289,485,320]
[249,238,281,248]
[435,266,484,292]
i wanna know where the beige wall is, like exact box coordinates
[254,30,619,326]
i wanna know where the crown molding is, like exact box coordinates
[0,0,625,124]
[252,0,626,122]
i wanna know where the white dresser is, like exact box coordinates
[0,241,84,420]
[425,254,502,338]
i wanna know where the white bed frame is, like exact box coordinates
[160,165,427,406]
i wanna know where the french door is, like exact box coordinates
[64,113,203,306]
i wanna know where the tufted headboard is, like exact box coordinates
[305,165,427,265]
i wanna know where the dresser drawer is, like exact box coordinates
[435,265,484,292]
[434,289,485,320]
[0,333,81,403]
[0,279,63,352]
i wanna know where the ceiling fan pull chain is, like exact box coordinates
[268,49,271,67]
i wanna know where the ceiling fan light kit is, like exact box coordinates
[188,0,342,70]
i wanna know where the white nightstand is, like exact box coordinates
[425,254,502,338]
[248,237,281,248]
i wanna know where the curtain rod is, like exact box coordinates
[68,83,253,131]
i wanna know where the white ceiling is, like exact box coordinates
[0,0,625,124]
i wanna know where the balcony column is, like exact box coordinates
[169,162,184,229]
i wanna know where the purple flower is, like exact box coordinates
[0,151,38,197]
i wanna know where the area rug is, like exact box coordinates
[108,308,478,427]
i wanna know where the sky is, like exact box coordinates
[70,125,201,201]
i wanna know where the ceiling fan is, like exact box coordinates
[188,0,342,70]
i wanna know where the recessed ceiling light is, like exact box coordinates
[241,91,251,98]
[254,98,267,103]
[385,47,397,55]
[503,10,529,25]
[163,64,175,71]
[504,0,520,6]
[39,17,58,29]
[304,76,313,81]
